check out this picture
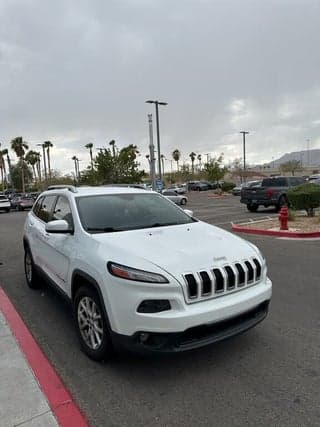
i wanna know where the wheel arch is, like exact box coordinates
[23,236,30,250]
[71,269,113,332]
[71,269,103,302]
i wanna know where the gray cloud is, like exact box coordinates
[1,0,320,173]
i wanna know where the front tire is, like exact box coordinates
[180,198,187,205]
[74,286,114,361]
[247,204,258,212]
[24,247,41,289]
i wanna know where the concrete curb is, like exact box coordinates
[0,287,88,427]
[232,223,320,238]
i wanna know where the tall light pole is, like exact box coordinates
[146,100,167,182]
[240,131,249,182]
[148,114,156,190]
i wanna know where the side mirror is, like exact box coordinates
[184,209,194,217]
[45,220,73,234]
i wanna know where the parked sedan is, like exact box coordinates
[0,195,11,212]
[11,195,35,211]
[162,190,188,205]
[166,186,186,195]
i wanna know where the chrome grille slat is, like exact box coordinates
[182,258,262,303]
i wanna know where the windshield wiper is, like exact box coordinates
[86,227,121,233]
[149,222,180,228]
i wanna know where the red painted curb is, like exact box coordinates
[232,223,320,238]
[0,287,88,427]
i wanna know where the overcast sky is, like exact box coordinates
[1,0,320,174]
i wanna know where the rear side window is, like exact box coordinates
[262,178,287,187]
[37,195,56,223]
[52,196,74,227]
[33,197,43,216]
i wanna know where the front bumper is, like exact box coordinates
[104,273,272,336]
[112,300,270,353]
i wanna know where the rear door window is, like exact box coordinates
[52,196,74,228]
[263,178,287,187]
[37,195,56,223]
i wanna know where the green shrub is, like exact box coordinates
[287,183,320,217]
[222,182,236,192]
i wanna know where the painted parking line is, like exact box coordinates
[0,287,88,427]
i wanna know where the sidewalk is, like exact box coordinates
[0,287,88,427]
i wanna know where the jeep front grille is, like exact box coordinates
[182,258,262,303]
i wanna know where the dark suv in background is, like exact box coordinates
[240,176,305,212]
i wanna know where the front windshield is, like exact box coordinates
[76,193,196,233]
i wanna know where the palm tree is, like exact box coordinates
[11,137,29,192]
[43,141,53,181]
[189,152,196,175]
[109,140,116,157]
[35,151,42,183]
[172,149,181,172]
[1,149,8,186]
[197,154,202,171]
[85,143,94,170]
[1,148,12,187]
[25,150,39,183]
[0,151,4,188]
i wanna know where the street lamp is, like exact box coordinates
[145,100,167,181]
[240,131,249,182]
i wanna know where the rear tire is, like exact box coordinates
[24,247,41,289]
[74,286,114,361]
[180,198,187,205]
[275,195,287,212]
[247,204,258,212]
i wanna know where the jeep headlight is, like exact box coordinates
[107,262,169,283]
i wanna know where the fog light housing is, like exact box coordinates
[139,333,150,343]
[137,299,171,313]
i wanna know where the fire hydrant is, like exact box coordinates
[279,206,288,230]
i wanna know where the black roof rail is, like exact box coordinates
[47,185,78,193]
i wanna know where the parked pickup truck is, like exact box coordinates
[240,176,305,212]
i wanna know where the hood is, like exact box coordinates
[92,221,260,276]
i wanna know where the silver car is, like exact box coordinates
[0,194,11,212]
[162,190,188,205]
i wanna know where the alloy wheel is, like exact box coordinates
[78,296,104,350]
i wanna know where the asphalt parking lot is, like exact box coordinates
[0,193,319,427]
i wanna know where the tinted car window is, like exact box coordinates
[76,193,195,233]
[37,195,56,223]
[52,196,74,227]
[163,191,177,196]
[33,197,43,216]
[262,178,287,187]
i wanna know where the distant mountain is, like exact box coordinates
[270,149,320,167]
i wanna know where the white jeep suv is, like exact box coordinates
[23,185,272,360]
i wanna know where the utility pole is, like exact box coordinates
[146,100,167,182]
[240,131,249,182]
[306,138,310,166]
[148,114,156,191]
